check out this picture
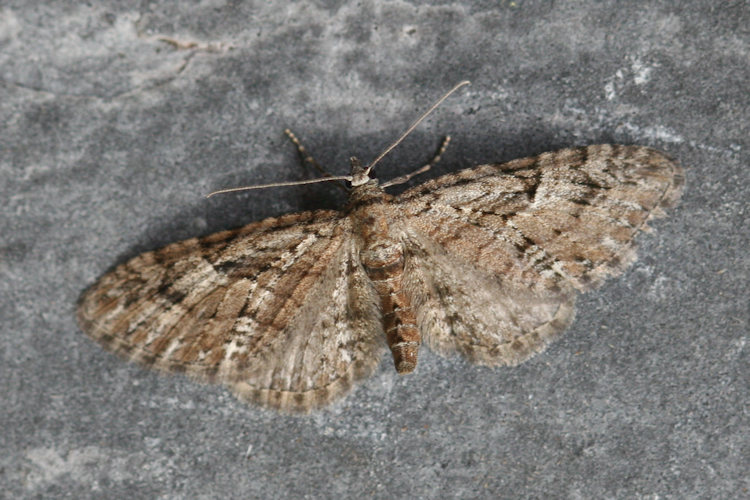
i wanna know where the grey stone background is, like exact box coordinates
[1,1,747,498]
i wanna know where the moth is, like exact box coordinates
[77,83,684,412]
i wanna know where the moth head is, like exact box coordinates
[349,157,373,187]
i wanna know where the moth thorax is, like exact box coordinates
[360,241,404,267]
[361,241,404,275]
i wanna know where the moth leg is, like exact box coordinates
[381,136,451,188]
[284,128,350,192]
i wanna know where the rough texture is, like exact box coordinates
[1,1,747,498]
[77,145,682,412]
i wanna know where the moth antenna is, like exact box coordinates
[285,128,350,194]
[364,80,470,176]
[208,81,469,197]
[381,135,451,188]
[206,175,353,198]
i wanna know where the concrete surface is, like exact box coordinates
[1,1,747,498]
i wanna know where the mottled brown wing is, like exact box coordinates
[402,231,577,366]
[397,144,683,365]
[398,145,684,291]
[77,210,385,413]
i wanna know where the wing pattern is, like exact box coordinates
[399,145,684,291]
[78,144,683,411]
[396,144,683,365]
[78,210,385,412]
